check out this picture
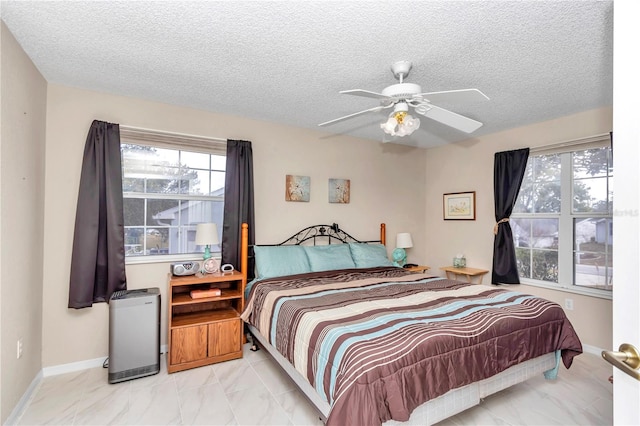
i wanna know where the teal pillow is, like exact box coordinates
[253,245,311,279]
[303,244,356,272]
[348,243,394,268]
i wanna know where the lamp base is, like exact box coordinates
[392,247,407,267]
[203,245,212,260]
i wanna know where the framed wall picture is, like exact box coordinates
[328,178,350,203]
[285,175,310,202]
[443,191,476,220]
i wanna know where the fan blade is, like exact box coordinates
[415,88,489,104]
[417,104,483,133]
[318,104,392,127]
[339,89,392,100]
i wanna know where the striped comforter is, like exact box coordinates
[241,267,582,426]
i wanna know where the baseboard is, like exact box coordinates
[582,343,605,356]
[4,370,43,426]
[42,344,168,377]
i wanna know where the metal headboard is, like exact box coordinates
[253,223,383,248]
[280,223,378,246]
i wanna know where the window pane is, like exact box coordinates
[533,181,561,213]
[181,151,210,170]
[531,250,558,282]
[573,148,609,179]
[512,218,531,248]
[514,157,561,214]
[123,198,144,226]
[533,155,561,182]
[124,228,144,256]
[145,228,169,255]
[574,218,612,290]
[515,247,531,278]
[178,168,210,195]
[148,199,179,225]
[179,200,224,230]
[573,177,608,213]
[531,219,558,248]
[211,155,226,171]
[511,218,558,249]
[122,177,144,192]
[211,171,225,194]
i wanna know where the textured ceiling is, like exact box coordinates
[0,1,613,148]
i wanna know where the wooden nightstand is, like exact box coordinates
[167,270,246,373]
[440,266,489,284]
[404,265,431,273]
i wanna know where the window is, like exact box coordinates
[512,136,612,294]
[120,129,226,260]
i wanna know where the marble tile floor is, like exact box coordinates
[16,344,612,426]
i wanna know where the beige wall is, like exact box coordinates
[42,84,428,367]
[0,22,47,423]
[423,107,613,350]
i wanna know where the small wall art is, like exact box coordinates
[285,175,310,202]
[329,178,350,204]
[443,191,476,220]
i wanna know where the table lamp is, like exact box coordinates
[195,223,219,260]
[392,232,413,267]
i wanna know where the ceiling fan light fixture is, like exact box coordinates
[380,108,420,137]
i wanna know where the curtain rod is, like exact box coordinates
[529,132,610,153]
[119,124,227,142]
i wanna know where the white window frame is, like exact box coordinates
[513,134,612,300]
[120,126,227,265]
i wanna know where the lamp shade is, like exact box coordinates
[195,223,219,246]
[396,233,413,249]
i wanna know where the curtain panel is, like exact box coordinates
[222,140,256,280]
[492,148,530,284]
[68,120,126,308]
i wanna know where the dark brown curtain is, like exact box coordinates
[492,148,530,284]
[221,140,255,279]
[68,120,126,308]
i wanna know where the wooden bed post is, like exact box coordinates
[240,223,249,345]
[240,223,248,286]
[380,223,386,246]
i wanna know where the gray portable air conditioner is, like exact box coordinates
[108,288,161,383]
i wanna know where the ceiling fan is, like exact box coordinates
[319,61,490,138]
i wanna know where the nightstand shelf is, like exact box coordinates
[171,307,239,328]
[171,288,243,305]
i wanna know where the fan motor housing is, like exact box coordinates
[381,83,422,99]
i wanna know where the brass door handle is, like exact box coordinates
[602,343,640,381]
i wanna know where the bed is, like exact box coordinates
[239,223,582,426]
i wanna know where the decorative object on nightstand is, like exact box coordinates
[195,223,219,260]
[440,266,489,284]
[392,232,413,267]
[453,254,466,268]
[203,257,219,274]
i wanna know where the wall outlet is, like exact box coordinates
[564,298,574,311]
[17,338,23,359]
